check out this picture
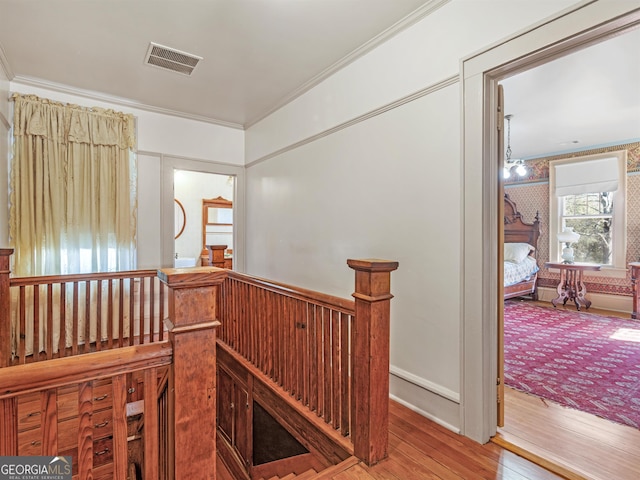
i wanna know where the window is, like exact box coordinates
[10,94,137,277]
[561,192,613,265]
[549,151,626,276]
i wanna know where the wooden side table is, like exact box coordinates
[629,262,640,319]
[545,262,601,310]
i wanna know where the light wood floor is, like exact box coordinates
[496,301,640,480]
[496,388,640,480]
[218,400,564,479]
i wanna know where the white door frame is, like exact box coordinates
[460,1,640,443]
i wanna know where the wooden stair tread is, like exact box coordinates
[293,469,317,479]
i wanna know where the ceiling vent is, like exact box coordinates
[144,42,202,76]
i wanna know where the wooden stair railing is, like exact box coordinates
[0,342,172,478]
[217,259,398,467]
[0,249,169,366]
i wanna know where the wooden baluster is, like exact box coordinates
[46,284,53,359]
[149,275,155,342]
[144,367,159,480]
[158,266,227,480]
[19,287,26,364]
[107,279,114,349]
[323,306,331,422]
[340,312,351,436]
[95,279,102,351]
[59,283,67,358]
[33,286,40,360]
[331,309,341,429]
[128,278,134,346]
[84,281,91,354]
[72,282,79,356]
[139,277,146,345]
[309,304,318,412]
[347,258,398,466]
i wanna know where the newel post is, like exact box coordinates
[347,258,399,466]
[0,249,15,457]
[0,249,14,368]
[158,266,228,480]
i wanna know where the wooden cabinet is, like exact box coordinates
[16,378,116,479]
[217,365,250,466]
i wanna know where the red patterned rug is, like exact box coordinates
[504,300,640,429]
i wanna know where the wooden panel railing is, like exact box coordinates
[0,249,169,366]
[218,259,398,466]
[218,272,356,437]
[0,342,172,479]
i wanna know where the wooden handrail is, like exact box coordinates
[9,269,160,287]
[0,342,172,399]
[226,270,355,314]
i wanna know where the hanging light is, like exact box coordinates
[503,114,527,178]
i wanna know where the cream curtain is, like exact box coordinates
[9,93,137,355]
[10,93,137,276]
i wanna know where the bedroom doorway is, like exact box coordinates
[493,19,640,480]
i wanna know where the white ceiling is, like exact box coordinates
[501,27,640,160]
[0,0,433,127]
[0,1,639,158]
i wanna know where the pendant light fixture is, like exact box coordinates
[503,114,527,179]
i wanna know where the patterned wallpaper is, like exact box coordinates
[505,142,640,297]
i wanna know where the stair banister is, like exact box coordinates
[347,258,399,466]
[158,266,228,480]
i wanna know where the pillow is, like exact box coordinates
[504,242,534,264]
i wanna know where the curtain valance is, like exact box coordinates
[12,93,136,149]
[553,156,619,196]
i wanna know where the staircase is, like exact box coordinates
[241,456,360,480]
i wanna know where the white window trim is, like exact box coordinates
[549,150,627,279]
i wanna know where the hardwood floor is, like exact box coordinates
[497,301,640,480]
[496,388,640,480]
[218,400,563,479]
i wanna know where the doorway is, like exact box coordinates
[160,155,245,272]
[481,9,640,480]
[173,170,235,267]
[460,0,640,451]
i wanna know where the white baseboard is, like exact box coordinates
[389,371,460,434]
[537,286,632,314]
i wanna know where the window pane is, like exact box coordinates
[563,192,613,216]
[565,218,612,265]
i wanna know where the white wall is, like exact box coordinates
[6,82,245,269]
[244,0,580,432]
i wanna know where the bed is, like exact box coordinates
[503,193,541,300]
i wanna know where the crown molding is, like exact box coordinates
[244,0,451,128]
[11,75,244,130]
